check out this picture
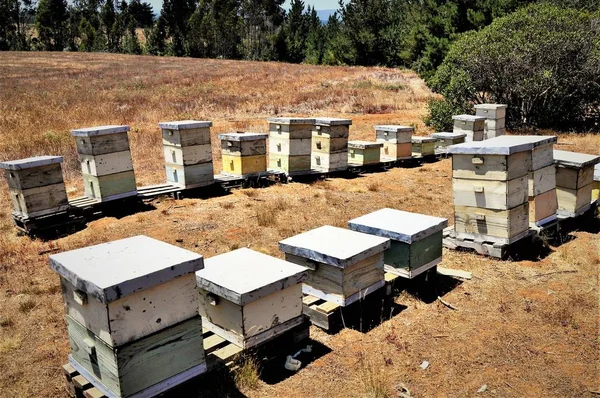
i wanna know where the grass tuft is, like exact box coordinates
[357,353,391,398]
[234,355,261,391]
[19,299,36,314]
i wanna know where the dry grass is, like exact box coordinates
[234,355,262,391]
[0,52,599,398]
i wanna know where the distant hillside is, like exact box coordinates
[317,9,336,22]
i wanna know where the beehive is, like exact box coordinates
[279,226,390,306]
[448,136,538,243]
[268,117,314,173]
[452,115,486,142]
[219,132,268,177]
[348,141,383,166]
[411,136,437,157]
[554,150,600,216]
[159,120,214,188]
[375,125,413,161]
[474,104,508,139]
[312,118,352,172]
[592,164,600,202]
[348,209,448,279]
[50,236,206,398]
[0,156,69,219]
[196,248,307,349]
[431,132,467,148]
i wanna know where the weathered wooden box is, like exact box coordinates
[454,204,529,244]
[452,115,486,142]
[196,248,307,349]
[374,125,413,160]
[554,150,600,216]
[268,118,314,173]
[311,118,351,172]
[72,125,137,201]
[219,132,268,177]
[279,226,390,306]
[475,104,508,139]
[160,120,214,188]
[593,164,600,202]
[431,132,466,148]
[529,189,558,226]
[348,209,447,279]
[50,236,206,398]
[0,156,69,218]
[411,136,437,157]
[348,141,383,166]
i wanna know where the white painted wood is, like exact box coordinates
[411,136,437,143]
[83,170,137,201]
[162,127,211,148]
[375,126,413,144]
[454,203,529,240]
[454,224,531,245]
[452,151,530,181]
[4,163,64,190]
[452,176,528,210]
[474,104,507,119]
[243,284,303,338]
[448,135,557,155]
[556,183,593,215]
[530,143,554,170]
[529,189,557,224]
[10,183,69,218]
[485,118,505,130]
[312,152,348,171]
[269,136,311,156]
[218,132,268,142]
[302,279,385,307]
[268,117,316,125]
[76,133,131,156]
[165,162,214,188]
[554,150,600,169]
[594,164,600,181]
[528,165,556,196]
[485,129,506,139]
[315,118,352,126]
[312,125,350,139]
[158,120,212,130]
[431,132,467,139]
[79,151,133,176]
[556,165,594,189]
[384,258,439,279]
[198,288,243,339]
[163,145,212,166]
[453,115,486,132]
[71,125,129,137]
[50,236,204,304]
[0,156,63,170]
[348,141,383,150]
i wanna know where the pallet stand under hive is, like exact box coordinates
[554,150,600,217]
[347,141,383,166]
[50,235,206,398]
[196,248,308,349]
[219,132,268,177]
[311,118,352,172]
[71,125,137,202]
[374,125,413,161]
[474,104,507,139]
[0,156,69,219]
[268,117,314,174]
[411,136,437,157]
[592,164,600,202]
[159,120,214,188]
[348,208,448,279]
[431,132,467,149]
[279,225,390,306]
[452,115,486,142]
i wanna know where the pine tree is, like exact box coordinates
[304,6,324,64]
[160,0,196,55]
[100,0,117,51]
[122,20,141,53]
[240,0,285,60]
[35,0,69,50]
[145,15,167,55]
[281,0,308,63]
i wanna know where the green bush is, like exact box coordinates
[426,4,600,131]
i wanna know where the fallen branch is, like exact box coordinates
[438,297,458,310]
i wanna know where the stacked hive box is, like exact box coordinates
[279,226,390,306]
[593,164,600,202]
[0,156,69,219]
[311,118,352,172]
[474,104,507,139]
[349,209,448,279]
[268,118,314,174]
[412,136,437,157]
[431,132,467,149]
[159,121,214,188]
[219,132,268,177]
[448,137,534,244]
[375,125,413,161]
[50,236,206,398]
[72,125,137,201]
[554,150,600,217]
[196,248,307,349]
[347,141,383,166]
[452,115,486,142]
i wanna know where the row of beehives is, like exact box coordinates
[49,206,446,398]
[452,103,507,141]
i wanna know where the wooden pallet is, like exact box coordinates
[214,171,284,189]
[11,210,82,236]
[137,183,186,199]
[443,227,536,259]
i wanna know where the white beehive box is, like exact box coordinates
[219,132,268,177]
[431,132,467,148]
[0,156,69,219]
[50,235,206,398]
[475,104,508,139]
[312,118,352,172]
[374,125,413,160]
[452,115,486,142]
[196,248,307,349]
[411,136,437,157]
[159,120,214,188]
[554,150,600,216]
[348,209,448,279]
[279,226,390,306]
[348,141,383,166]
[72,125,137,201]
[268,117,315,173]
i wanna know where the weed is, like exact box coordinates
[357,352,391,398]
[19,299,36,314]
[0,317,14,328]
[367,182,380,192]
[220,202,235,210]
[0,337,21,354]
[234,355,261,391]
[241,189,258,198]
[256,207,276,227]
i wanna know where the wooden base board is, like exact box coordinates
[454,227,532,246]
[302,279,385,307]
[557,202,592,219]
[11,210,81,235]
[384,257,440,279]
[443,227,536,259]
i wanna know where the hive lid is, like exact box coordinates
[315,117,352,126]
[412,136,437,143]
[71,125,130,137]
[431,132,467,139]
[218,132,268,142]
[279,225,390,268]
[0,156,63,170]
[595,164,600,181]
[49,236,204,304]
[348,208,448,244]
[452,115,486,122]
[447,135,557,155]
[268,117,316,125]
[474,104,508,110]
[158,120,213,130]
[348,140,383,149]
[196,248,307,305]
[554,150,600,169]
[374,125,414,133]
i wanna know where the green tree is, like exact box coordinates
[240,0,285,60]
[0,0,33,50]
[127,0,154,27]
[281,0,308,63]
[145,15,167,55]
[304,7,325,64]
[101,0,117,50]
[122,20,141,53]
[36,0,69,50]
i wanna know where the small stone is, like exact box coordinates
[419,360,429,370]
[477,384,487,393]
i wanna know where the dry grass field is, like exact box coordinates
[0,52,599,398]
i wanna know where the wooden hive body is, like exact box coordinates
[475,104,508,139]
[411,136,437,157]
[268,118,314,173]
[431,132,466,148]
[375,125,413,160]
[554,150,600,216]
[279,226,390,306]
[50,236,206,398]
[452,115,486,142]
[1,156,69,218]
[196,248,307,349]
[348,141,383,166]
[348,209,448,279]
[592,164,600,202]
[311,118,351,172]
[160,121,214,188]
[72,126,137,201]
[219,132,268,177]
